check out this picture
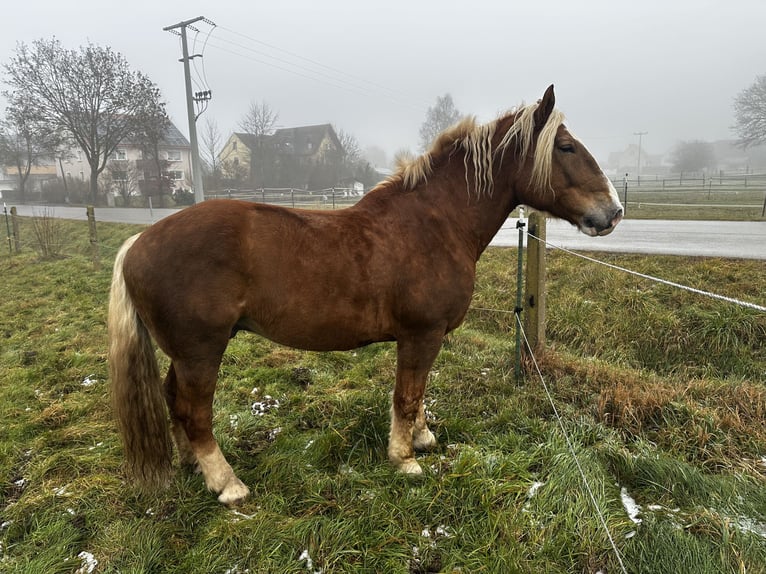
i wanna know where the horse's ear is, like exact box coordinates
[534,84,556,128]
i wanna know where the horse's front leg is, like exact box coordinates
[389,333,443,474]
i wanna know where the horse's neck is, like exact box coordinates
[419,168,520,259]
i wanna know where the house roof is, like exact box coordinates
[233,124,342,156]
[163,122,191,147]
[119,121,190,148]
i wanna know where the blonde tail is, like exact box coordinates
[108,233,173,488]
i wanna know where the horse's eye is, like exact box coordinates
[558,144,575,153]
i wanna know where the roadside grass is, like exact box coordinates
[619,188,765,220]
[1,216,765,573]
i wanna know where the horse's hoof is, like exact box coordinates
[217,479,250,506]
[397,458,423,475]
[413,429,437,452]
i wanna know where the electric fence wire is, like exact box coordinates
[515,312,630,574]
[528,231,766,313]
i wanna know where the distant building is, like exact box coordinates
[58,121,192,200]
[219,123,344,189]
[2,120,192,204]
[605,144,667,178]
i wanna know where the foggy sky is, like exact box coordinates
[2,0,765,169]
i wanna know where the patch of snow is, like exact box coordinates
[732,516,766,539]
[251,395,280,416]
[620,486,642,524]
[81,374,97,387]
[75,551,98,574]
[230,509,256,521]
[298,549,323,574]
[527,481,545,499]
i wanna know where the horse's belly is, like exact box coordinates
[236,308,392,352]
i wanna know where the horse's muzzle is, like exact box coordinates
[580,207,623,237]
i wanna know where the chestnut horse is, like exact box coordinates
[108,85,622,505]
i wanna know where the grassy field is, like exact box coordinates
[619,187,766,220]
[1,216,765,573]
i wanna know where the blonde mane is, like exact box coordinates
[389,101,565,197]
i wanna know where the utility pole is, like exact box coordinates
[634,131,647,185]
[164,16,207,204]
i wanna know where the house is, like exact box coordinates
[1,120,191,204]
[0,162,58,199]
[219,123,344,189]
[58,121,192,203]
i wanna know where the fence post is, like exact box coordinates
[524,211,546,356]
[3,204,12,255]
[86,205,100,268]
[10,206,20,254]
[513,213,526,381]
[622,173,628,216]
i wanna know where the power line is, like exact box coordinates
[215,25,432,110]
[202,37,425,113]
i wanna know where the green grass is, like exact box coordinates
[1,217,765,573]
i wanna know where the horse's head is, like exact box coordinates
[511,85,623,237]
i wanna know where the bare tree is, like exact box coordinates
[238,101,279,186]
[238,100,279,136]
[733,74,766,148]
[3,38,169,204]
[336,128,361,165]
[106,160,140,206]
[134,99,172,206]
[0,99,63,199]
[200,116,223,188]
[418,93,461,152]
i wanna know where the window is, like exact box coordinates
[232,141,238,151]
[112,170,128,182]
[164,170,184,181]
[112,148,127,161]
[166,150,181,162]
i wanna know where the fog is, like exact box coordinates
[2,0,764,167]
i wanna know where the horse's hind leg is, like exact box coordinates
[413,402,437,452]
[389,334,442,474]
[170,356,250,505]
[164,363,197,468]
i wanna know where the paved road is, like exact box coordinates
[7,204,766,260]
[493,218,766,260]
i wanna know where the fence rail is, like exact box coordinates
[610,173,766,216]
[204,187,364,209]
